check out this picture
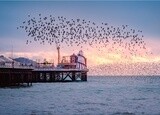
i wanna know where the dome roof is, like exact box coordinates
[70,53,76,57]
[78,50,83,56]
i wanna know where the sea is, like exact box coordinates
[0,76,160,115]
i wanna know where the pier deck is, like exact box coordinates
[0,67,88,87]
[0,67,33,87]
[32,68,88,82]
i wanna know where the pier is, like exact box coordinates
[0,50,88,87]
[32,69,88,82]
[0,67,33,87]
[0,67,88,87]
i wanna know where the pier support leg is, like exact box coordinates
[81,72,87,81]
[72,72,76,81]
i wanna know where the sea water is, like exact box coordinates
[0,76,160,115]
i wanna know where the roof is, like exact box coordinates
[0,55,13,62]
[0,58,5,62]
[70,53,77,57]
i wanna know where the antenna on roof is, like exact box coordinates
[11,45,13,59]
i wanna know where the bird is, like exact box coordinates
[18,14,150,59]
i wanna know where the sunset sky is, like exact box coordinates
[0,1,160,67]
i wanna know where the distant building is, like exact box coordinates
[36,59,54,69]
[57,50,87,69]
[0,55,20,67]
[76,50,87,69]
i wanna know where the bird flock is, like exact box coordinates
[17,14,151,57]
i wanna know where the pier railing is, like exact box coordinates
[0,65,34,69]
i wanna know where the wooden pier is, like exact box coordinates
[0,67,88,87]
[32,69,88,82]
[0,67,33,87]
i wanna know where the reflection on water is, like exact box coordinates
[0,76,160,115]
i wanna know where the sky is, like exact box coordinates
[0,1,160,67]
